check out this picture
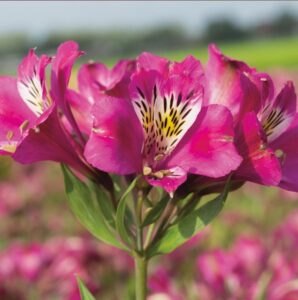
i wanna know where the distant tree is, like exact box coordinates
[272,12,298,36]
[203,19,250,43]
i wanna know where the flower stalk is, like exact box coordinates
[134,254,148,300]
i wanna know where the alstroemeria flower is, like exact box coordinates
[0,47,90,174]
[85,53,242,193]
[0,49,51,155]
[205,45,298,191]
[65,59,136,136]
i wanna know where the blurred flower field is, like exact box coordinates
[1,37,298,300]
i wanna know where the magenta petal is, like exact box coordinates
[166,105,242,178]
[130,69,162,105]
[161,55,204,100]
[51,41,84,143]
[13,112,87,173]
[66,89,93,135]
[262,81,296,142]
[0,77,36,154]
[237,74,261,121]
[137,52,169,74]
[146,167,187,194]
[78,59,135,101]
[205,44,254,117]
[235,112,281,186]
[51,41,84,101]
[270,118,298,192]
[84,96,144,174]
[17,49,51,101]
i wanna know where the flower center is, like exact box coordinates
[133,85,201,163]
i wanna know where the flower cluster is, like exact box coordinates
[1,208,298,300]
[0,41,296,196]
[148,210,298,300]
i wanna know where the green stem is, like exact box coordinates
[136,190,144,252]
[135,255,148,300]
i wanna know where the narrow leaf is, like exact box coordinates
[91,182,116,228]
[148,177,231,257]
[77,277,96,300]
[142,196,169,227]
[61,165,125,250]
[116,177,139,246]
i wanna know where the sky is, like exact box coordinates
[0,1,298,39]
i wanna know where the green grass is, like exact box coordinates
[106,36,298,71]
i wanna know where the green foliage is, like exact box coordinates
[77,277,96,300]
[142,196,169,227]
[147,178,231,257]
[61,164,125,250]
[116,177,139,247]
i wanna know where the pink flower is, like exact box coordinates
[197,249,239,296]
[0,45,89,175]
[149,267,183,300]
[84,53,242,193]
[205,44,298,191]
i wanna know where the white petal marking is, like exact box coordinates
[133,85,202,159]
[17,75,45,116]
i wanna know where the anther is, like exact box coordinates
[153,171,164,179]
[275,149,284,159]
[143,166,152,176]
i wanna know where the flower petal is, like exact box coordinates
[270,117,298,192]
[146,167,187,194]
[51,41,83,101]
[66,89,93,136]
[137,52,169,74]
[235,112,282,186]
[205,44,255,117]
[260,81,296,143]
[84,96,144,174]
[17,49,51,116]
[0,77,36,154]
[166,105,242,178]
[130,56,204,160]
[12,112,87,173]
[51,41,84,143]
[78,59,135,101]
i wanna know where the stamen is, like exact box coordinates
[19,120,30,133]
[6,130,14,140]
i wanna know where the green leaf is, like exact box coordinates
[116,177,139,246]
[77,277,96,300]
[61,165,125,250]
[147,177,231,257]
[142,196,169,227]
[91,182,116,228]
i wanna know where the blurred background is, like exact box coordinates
[0,1,298,299]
